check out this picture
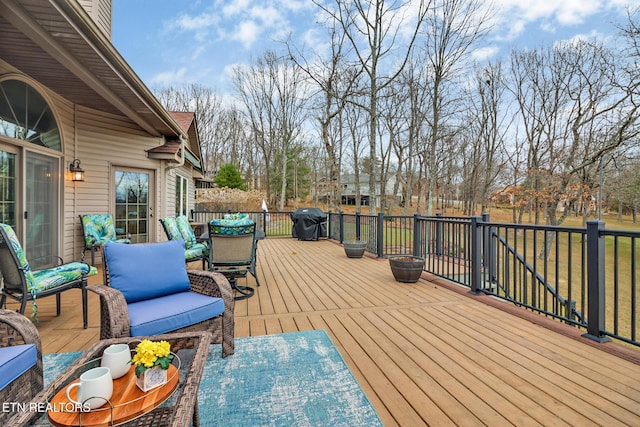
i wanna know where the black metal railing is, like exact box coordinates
[191,208,639,347]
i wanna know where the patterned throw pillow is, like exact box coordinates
[223,213,249,220]
[161,217,182,241]
[176,215,197,248]
[209,218,255,235]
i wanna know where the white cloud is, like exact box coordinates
[220,0,252,17]
[490,0,632,42]
[150,68,188,86]
[232,20,261,49]
[172,12,219,31]
[471,46,500,62]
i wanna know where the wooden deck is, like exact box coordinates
[7,238,640,426]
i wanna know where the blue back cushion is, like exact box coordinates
[104,240,191,303]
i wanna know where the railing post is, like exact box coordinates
[339,211,344,243]
[355,211,361,240]
[435,213,443,256]
[470,216,483,295]
[583,220,611,342]
[481,213,495,284]
[377,212,384,257]
[413,213,421,258]
[262,209,267,235]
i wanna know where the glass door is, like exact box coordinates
[0,148,17,228]
[114,168,154,243]
[0,146,59,268]
[25,152,59,268]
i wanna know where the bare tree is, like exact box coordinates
[287,17,363,211]
[460,62,510,214]
[420,0,491,215]
[154,84,224,175]
[232,51,308,209]
[344,100,368,210]
[315,0,429,213]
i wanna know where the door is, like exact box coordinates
[25,151,59,267]
[0,148,18,228]
[0,146,59,268]
[114,168,154,243]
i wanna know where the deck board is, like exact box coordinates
[6,237,640,426]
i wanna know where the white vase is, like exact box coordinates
[135,366,168,392]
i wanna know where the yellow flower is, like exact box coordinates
[130,339,173,377]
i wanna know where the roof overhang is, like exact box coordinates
[0,0,184,138]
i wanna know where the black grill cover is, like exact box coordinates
[290,208,327,240]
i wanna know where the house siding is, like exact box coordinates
[78,0,112,39]
[1,63,177,263]
[159,165,196,241]
[70,106,165,260]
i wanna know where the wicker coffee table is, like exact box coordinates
[14,331,212,427]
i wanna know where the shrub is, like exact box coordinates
[196,188,264,212]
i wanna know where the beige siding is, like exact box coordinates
[70,106,165,259]
[163,166,196,219]
[1,63,184,265]
[78,0,112,39]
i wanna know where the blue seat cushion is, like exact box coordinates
[104,240,191,303]
[0,344,37,391]
[127,291,225,337]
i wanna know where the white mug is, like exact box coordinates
[66,366,113,410]
[101,343,131,379]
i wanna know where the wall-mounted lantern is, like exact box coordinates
[69,158,85,182]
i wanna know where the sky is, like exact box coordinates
[112,0,635,99]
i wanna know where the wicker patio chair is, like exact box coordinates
[90,241,235,357]
[0,223,95,328]
[0,309,43,425]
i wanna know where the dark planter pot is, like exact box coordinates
[388,255,425,283]
[343,240,367,258]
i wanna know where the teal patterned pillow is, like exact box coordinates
[0,223,36,290]
[162,217,182,241]
[185,242,208,259]
[209,218,254,235]
[176,215,197,248]
[223,213,249,220]
[1,224,96,321]
[81,214,118,247]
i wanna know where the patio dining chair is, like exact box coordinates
[0,224,96,328]
[79,214,131,265]
[159,215,209,269]
[208,218,261,300]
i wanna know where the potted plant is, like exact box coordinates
[343,240,367,258]
[388,255,425,283]
[130,339,174,391]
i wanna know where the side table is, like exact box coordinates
[10,331,212,427]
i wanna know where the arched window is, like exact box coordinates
[0,79,61,150]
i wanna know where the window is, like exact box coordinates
[175,174,188,217]
[0,79,61,265]
[0,79,61,150]
[115,169,151,243]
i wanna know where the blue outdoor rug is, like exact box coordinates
[43,330,382,426]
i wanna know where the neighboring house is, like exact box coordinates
[317,174,403,207]
[0,0,204,265]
